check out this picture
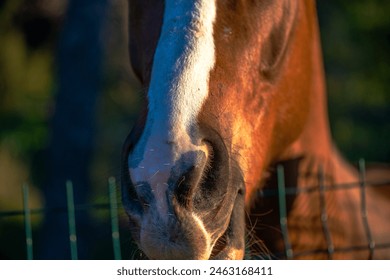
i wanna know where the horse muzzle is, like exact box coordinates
[121,125,246,259]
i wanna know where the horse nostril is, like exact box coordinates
[173,149,209,209]
[172,139,228,212]
[193,137,230,211]
[174,166,199,209]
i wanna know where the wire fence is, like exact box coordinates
[268,159,390,259]
[0,159,389,260]
[0,177,128,260]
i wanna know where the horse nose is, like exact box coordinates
[123,127,233,259]
[127,138,210,214]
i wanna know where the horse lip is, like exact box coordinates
[209,191,245,260]
[209,222,244,260]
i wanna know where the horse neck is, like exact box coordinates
[280,1,357,186]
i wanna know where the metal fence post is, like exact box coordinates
[318,166,334,259]
[277,165,293,259]
[66,180,78,260]
[108,177,122,260]
[22,183,33,260]
[359,158,375,259]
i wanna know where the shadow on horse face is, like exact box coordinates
[122,0,318,259]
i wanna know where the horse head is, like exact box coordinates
[121,0,333,259]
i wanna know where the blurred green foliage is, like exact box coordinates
[318,0,390,162]
[0,0,52,161]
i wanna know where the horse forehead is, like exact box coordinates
[145,0,217,132]
[128,0,218,169]
[134,0,273,122]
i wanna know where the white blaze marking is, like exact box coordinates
[128,0,217,217]
[148,0,217,133]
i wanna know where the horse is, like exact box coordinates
[121,0,390,259]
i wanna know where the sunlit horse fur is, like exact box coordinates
[121,0,390,259]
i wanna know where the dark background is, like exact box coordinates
[0,0,389,259]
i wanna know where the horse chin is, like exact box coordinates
[212,247,245,260]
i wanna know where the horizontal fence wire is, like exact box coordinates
[0,159,389,259]
[0,203,115,218]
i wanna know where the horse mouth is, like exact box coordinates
[122,181,245,260]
